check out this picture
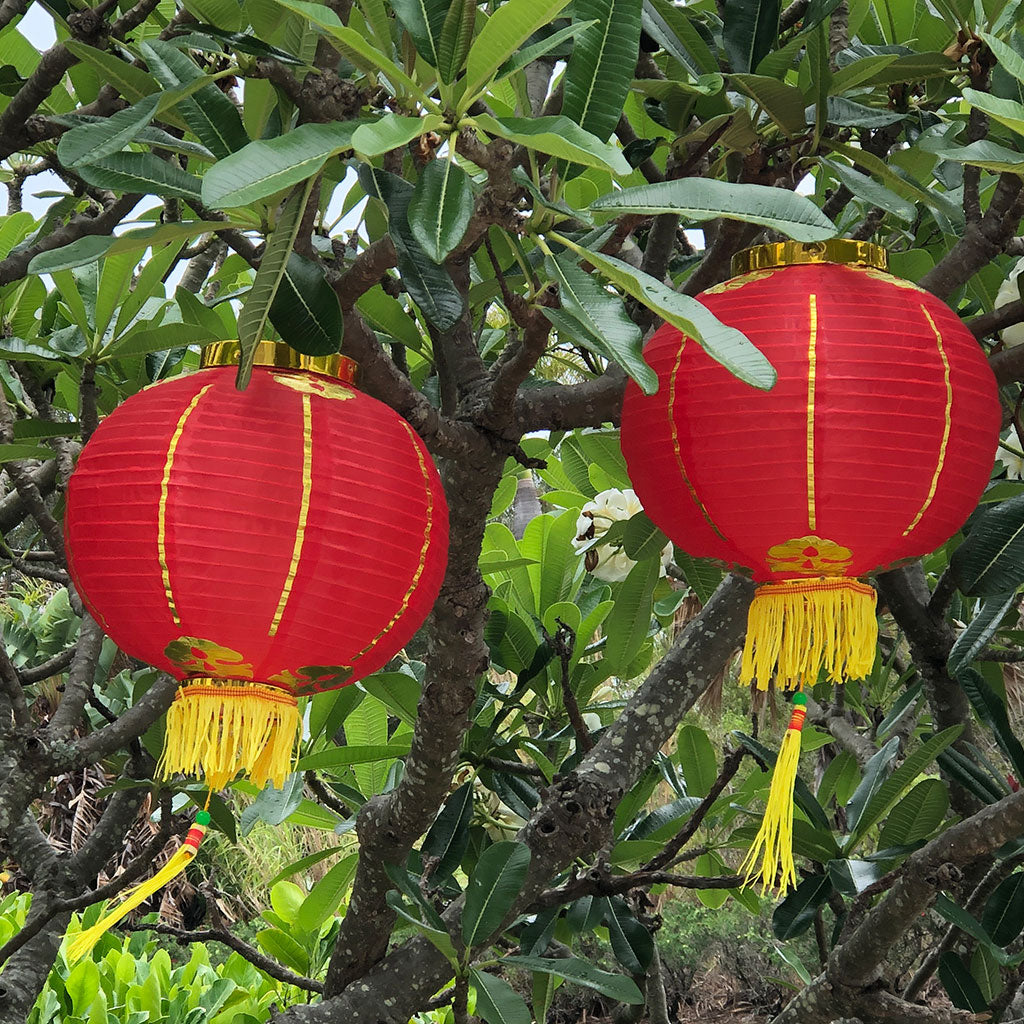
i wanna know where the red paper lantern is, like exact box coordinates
[621,240,999,890]
[66,343,449,790]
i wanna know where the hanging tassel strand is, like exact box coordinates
[741,577,877,690]
[158,680,300,790]
[740,693,807,895]
[68,811,210,961]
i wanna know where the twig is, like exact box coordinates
[20,645,77,684]
[541,620,592,754]
[644,747,745,871]
[129,922,324,993]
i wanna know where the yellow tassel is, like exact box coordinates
[158,680,299,790]
[740,578,877,691]
[67,813,209,961]
[740,697,806,895]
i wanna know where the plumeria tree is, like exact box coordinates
[4,0,1024,1022]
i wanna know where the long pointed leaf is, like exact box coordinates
[236,178,315,388]
[590,179,836,241]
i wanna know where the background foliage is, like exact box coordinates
[3,0,1024,1022]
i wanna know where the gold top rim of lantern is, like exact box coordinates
[200,341,358,382]
[731,240,889,276]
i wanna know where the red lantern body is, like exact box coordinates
[67,362,448,697]
[622,252,999,586]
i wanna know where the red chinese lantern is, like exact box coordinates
[65,342,448,953]
[621,240,999,892]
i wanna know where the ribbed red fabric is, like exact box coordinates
[65,366,448,695]
[621,263,1000,581]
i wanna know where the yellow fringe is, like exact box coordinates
[158,680,299,790]
[740,703,805,895]
[67,816,209,961]
[740,578,877,691]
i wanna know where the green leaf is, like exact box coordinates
[471,969,532,1024]
[355,285,429,354]
[391,0,448,69]
[980,31,1024,88]
[351,112,444,158]
[818,158,916,222]
[948,592,1018,674]
[951,494,1024,596]
[237,178,315,388]
[100,323,218,361]
[848,726,962,847]
[64,41,161,103]
[722,0,779,73]
[421,781,474,882]
[772,873,832,940]
[269,845,347,885]
[27,236,111,275]
[877,778,949,847]
[364,168,464,329]
[296,741,412,772]
[408,158,474,264]
[916,138,1024,174]
[803,22,830,145]
[437,0,477,83]
[461,0,573,107]
[542,252,652,393]
[963,88,1024,137]
[76,153,202,200]
[939,952,989,1012]
[983,873,1024,947]
[603,556,659,675]
[501,956,643,1003]
[673,551,723,604]
[497,20,597,80]
[202,122,361,208]
[270,253,344,356]
[0,443,56,463]
[296,853,358,931]
[621,510,669,561]
[675,724,716,798]
[641,0,717,78]
[273,0,434,105]
[139,40,248,158]
[590,179,836,241]
[600,896,653,974]
[731,73,806,135]
[472,113,631,175]
[57,94,160,168]
[562,0,643,143]
[844,736,899,832]
[819,95,905,128]
[255,928,309,975]
[555,240,776,389]
[386,890,458,962]
[958,668,1024,779]
[462,841,531,948]
[828,54,900,93]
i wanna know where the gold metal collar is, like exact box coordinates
[200,341,358,383]
[731,239,889,276]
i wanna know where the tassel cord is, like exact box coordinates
[740,695,807,895]
[67,812,210,961]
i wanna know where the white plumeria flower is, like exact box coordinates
[571,488,673,583]
[997,257,1024,348]
[997,441,1024,480]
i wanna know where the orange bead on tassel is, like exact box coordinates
[740,693,807,895]
[67,811,210,961]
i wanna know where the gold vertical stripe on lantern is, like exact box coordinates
[350,421,437,668]
[668,334,729,542]
[806,294,819,531]
[269,394,314,637]
[903,306,953,537]
[159,384,214,624]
